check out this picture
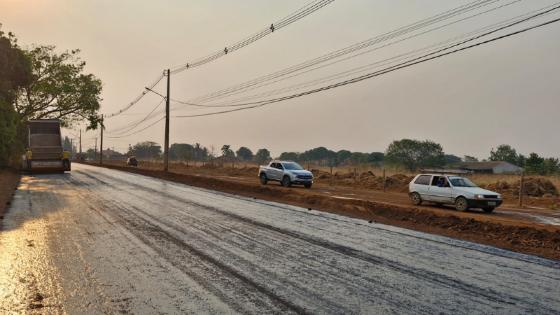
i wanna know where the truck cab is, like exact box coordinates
[22,119,71,172]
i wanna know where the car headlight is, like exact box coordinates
[474,194,485,199]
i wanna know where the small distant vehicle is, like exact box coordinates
[408,174,502,213]
[259,160,314,188]
[127,156,138,167]
[21,119,71,172]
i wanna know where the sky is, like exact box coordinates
[1,0,559,158]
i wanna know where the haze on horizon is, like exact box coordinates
[1,0,559,159]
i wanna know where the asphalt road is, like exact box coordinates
[1,164,559,314]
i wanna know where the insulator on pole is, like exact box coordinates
[270,24,275,32]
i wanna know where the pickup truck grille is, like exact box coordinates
[484,195,498,199]
[297,175,313,180]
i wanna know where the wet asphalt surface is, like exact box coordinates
[1,164,559,314]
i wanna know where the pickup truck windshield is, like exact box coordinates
[449,177,477,187]
[283,162,303,170]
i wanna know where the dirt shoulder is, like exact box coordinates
[0,169,20,220]
[82,162,560,261]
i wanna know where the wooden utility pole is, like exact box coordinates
[164,69,171,172]
[94,137,98,159]
[100,114,104,165]
[79,129,82,156]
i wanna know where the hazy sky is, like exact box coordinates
[2,0,559,158]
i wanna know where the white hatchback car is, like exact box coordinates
[408,174,502,213]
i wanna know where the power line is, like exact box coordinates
[175,1,557,109]
[172,9,560,118]
[169,0,335,74]
[170,0,528,109]
[104,73,165,118]
[178,0,503,106]
[102,0,334,120]
[106,116,165,138]
[106,98,165,135]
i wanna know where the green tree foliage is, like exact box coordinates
[444,154,462,165]
[464,155,479,162]
[524,153,544,175]
[254,148,271,164]
[193,143,209,161]
[0,29,32,166]
[235,146,253,161]
[220,145,234,158]
[169,143,194,161]
[278,152,299,161]
[128,141,161,160]
[489,144,523,166]
[368,152,384,164]
[15,45,102,129]
[62,136,76,153]
[385,139,445,171]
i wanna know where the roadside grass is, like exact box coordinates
[0,168,20,219]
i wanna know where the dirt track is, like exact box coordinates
[2,163,560,313]
[84,161,560,260]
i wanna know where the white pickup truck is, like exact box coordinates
[259,160,314,188]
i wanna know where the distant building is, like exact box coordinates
[455,161,523,174]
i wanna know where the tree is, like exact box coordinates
[221,145,234,158]
[128,141,161,159]
[62,136,75,153]
[336,150,352,164]
[444,154,462,165]
[254,148,271,164]
[236,146,254,161]
[0,29,32,166]
[169,143,194,161]
[368,152,385,164]
[525,153,545,175]
[463,155,479,162]
[543,158,560,175]
[278,152,299,161]
[192,143,208,161]
[15,45,102,129]
[385,139,445,171]
[489,145,521,166]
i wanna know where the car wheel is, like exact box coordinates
[282,176,292,187]
[259,173,268,185]
[410,192,422,205]
[304,183,312,189]
[482,207,495,213]
[455,197,469,212]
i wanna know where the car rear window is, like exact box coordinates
[414,175,431,185]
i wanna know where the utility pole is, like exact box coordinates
[100,114,104,165]
[164,69,171,172]
[94,137,98,159]
[79,129,82,156]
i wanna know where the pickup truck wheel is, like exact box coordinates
[455,197,469,212]
[482,207,495,213]
[410,192,422,205]
[259,173,268,185]
[281,176,292,187]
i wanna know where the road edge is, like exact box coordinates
[79,162,560,261]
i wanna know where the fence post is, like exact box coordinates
[383,167,386,192]
[518,171,525,207]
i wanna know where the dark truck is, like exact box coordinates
[21,119,71,172]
